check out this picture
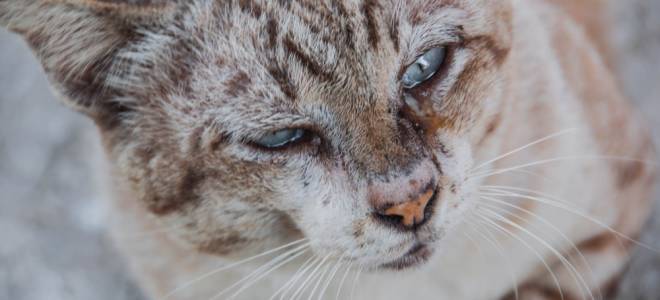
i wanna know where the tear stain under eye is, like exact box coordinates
[402,93,449,138]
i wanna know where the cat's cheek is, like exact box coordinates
[433,189,477,233]
[281,176,376,260]
[424,136,477,234]
[157,203,289,257]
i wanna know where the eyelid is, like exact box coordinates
[234,116,315,140]
[247,122,325,151]
[410,38,461,63]
[255,128,306,148]
[406,25,464,64]
[248,130,321,154]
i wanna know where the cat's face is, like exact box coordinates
[3,0,512,270]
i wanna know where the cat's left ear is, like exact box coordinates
[0,0,179,128]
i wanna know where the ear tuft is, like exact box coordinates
[1,0,180,129]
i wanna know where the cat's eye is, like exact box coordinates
[253,128,308,149]
[402,47,447,89]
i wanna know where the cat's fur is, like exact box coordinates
[1,0,656,299]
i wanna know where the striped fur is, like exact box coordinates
[1,0,656,299]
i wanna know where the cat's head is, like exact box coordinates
[2,0,512,270]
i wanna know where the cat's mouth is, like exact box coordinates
[379,243,434,270]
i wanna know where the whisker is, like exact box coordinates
[471,128,579,172]
[307,260,333,300]
[276,256,322,300]
[291,254,331,300]
[465,221,519,300]
[475,209,565,300]
[481,187,625,253]
[480,185,572,206]
[480,187,660,254]
[291,257,327,300]
[492,169,558,185]
[269,255,317,300]
[210,243,310,300]
[349,264,363,300]
[335,262,354,300]
[479,208,594,300]
[479,199,600,299]
[478,197,598,278]
[227,248,310,300]
[317,255,346,300]
[469,155,657,182]
[482,193,595,284]
[164,238,307,298]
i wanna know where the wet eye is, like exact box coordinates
[401,47,447,89]
[253,128,308,149]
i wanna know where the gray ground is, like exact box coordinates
[0,2,659,300]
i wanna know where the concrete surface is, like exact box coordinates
[0,2,658,299]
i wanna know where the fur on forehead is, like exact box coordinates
[103,0,512,156]
[1,0,511,142]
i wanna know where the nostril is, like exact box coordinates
[422,190,437,222]
[373,211,405,228]
[372,185,438,231]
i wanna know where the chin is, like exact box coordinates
[379,242,436,270]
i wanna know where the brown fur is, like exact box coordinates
[1,0,655,299]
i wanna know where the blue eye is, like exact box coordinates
[253,128,307,149]
[402,47,447,89]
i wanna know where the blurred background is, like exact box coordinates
[1,1,659,299]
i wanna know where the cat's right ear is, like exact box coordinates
[0,0,179,128]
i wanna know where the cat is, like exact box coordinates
[1,0,656,299]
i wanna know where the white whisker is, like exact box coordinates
[481,185,572,206]
[227,248,309,300]
[465,221,519,300]
[471,128,579,172]
[470,155,657,182]
[210,242,310,300]
[317,255,346,300]
[164,238,307,299]
[335,262,354,300]
[479,199,600,299]
[479,208,594,300]
[475,209,565,300]
[277,256,322,300]
[349,264,363,300]
[307,260,333,300]
[291,254,331,300]
[269,255,317,300]
[482,198,600,299]
[480,187,660,254]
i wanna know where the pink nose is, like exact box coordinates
[381,187,434,227]
[368,161,438,230]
